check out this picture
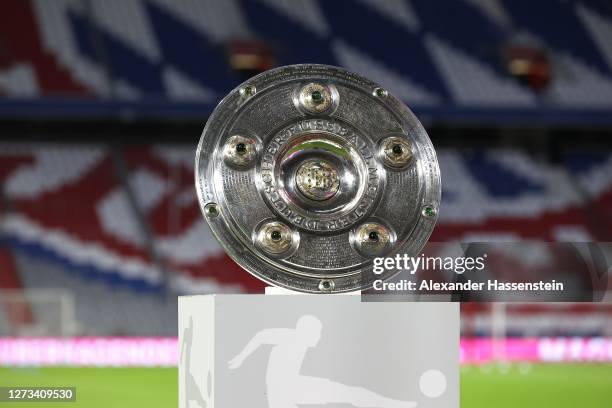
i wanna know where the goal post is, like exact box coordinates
[0,289,77,336]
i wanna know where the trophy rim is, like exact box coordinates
[195,64,441,293]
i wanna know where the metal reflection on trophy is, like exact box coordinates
[196,64,440,293]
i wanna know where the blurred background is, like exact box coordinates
[0,0,611,407]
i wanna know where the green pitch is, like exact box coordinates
[461,363,612,408]
[0,367,176,408]
[1,364,612,407]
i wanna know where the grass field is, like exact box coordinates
[1,364,611,407]
[461,363,612,408]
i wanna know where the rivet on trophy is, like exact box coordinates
[351,222,394,257]
[380,136,413,169]
[318,279,335,292]
[422,205,438,218]
[373,87,388,98]
[204,203,219,218]
[298,82,335,113]
[254,220,298,257]
[239,84,256,98]
[223,135,258,168]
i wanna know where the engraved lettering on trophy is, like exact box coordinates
[259,118,382,233]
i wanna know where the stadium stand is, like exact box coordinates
[0,0,611,122]
[461,303,612,338]
[15,253,177,336]
[0,144,260,294]
[0,0,611,337]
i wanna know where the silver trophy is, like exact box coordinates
[196,64,440,293]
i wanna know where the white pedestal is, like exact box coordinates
[179,295,459,408]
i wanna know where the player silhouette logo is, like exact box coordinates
[181,317,210,408]
[228,315,418,408]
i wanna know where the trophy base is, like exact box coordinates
[264,286,360,295]
[179,295,459,408]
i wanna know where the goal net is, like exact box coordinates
[0,289,77,336]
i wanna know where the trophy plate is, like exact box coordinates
[196,64,440,293]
